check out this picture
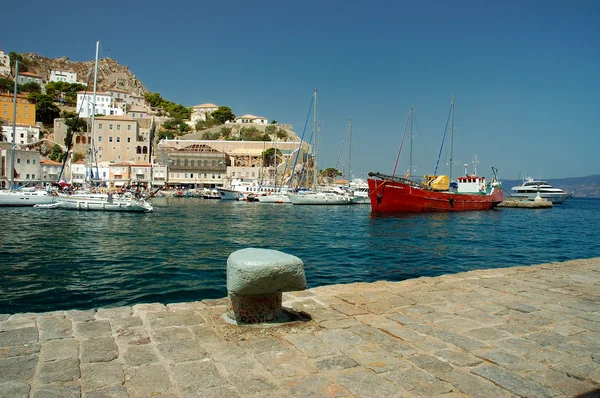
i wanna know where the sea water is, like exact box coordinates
[1,197,599,313]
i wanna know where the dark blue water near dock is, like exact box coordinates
[1,197,599,314]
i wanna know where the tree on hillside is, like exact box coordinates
[0,77,15,93]
[262,147,282,167]
[321,168,341,178]
[164,103,191,120]
[20,82,41,94]
[28,93,60,125]
[46,82,87,105]
[144,92,164,108]
[9,52,28,73]
[211,106,236,124]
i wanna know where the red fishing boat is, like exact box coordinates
[368,95,503,213]
[368,169,503,212]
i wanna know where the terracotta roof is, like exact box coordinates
[19,71,43,78]
[237,114,267,120]
[131,162,152,167]
[192,103,218,108]
[95,115,136,121]
[41,159,63,166]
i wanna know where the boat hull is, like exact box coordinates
[55,197,152,212]
[288,192,353,205]
[367,177,503,212]
[0,190,56,206]
[256,194,291,203]
[217,188,241,201]
[509,192,572,204]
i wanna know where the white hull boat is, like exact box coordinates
[217,188,242,200]
[510,178,573,204]
[0,189,56,207]
[36,193,153,212]
[288,191,353,205]
[256,193,291,203]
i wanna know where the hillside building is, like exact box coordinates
[18,71,43,85]
[0,93,36,126]
[234,114,268,124]
[49,70,78,84]
[191,103,218,123]
[40,159,63,182]
[107,89,146,109]
[0,50,9,76]
[76,91,123,118]
[0,147,42,187]
[93,115,150,164]
[1,123,41,145]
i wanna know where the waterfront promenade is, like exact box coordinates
[1,258,599,397]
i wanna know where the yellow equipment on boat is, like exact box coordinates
[422,175,450,191]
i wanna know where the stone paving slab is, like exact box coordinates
[1,258,599,397]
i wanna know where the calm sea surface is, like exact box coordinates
[1,197,599,314]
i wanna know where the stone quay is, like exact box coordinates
[1,257,599,397]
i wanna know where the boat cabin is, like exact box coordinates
[456,175,486,193]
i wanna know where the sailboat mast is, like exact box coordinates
[312,89,317,191]
[89,41,99,185]
[9,60,19,190]
[449,92,455,181]
[409,107,413,179]
[348,119,352,180]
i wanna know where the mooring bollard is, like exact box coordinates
[227,248,306,323]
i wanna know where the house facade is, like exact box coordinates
[0,93,36,126]
[93,116,149,164]
[191,103,218,123]
[165,144,227,188]
[1,124,41,145]
[234,114,268,124]
[18,72,43,85]
[76,91,123,118]
[49,70,78,84]
[40,159,63,182]
[1,148,41,186]
[107,89,146,109]
[0,50,9,76]
[126,106,148,119]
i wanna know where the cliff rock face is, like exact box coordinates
[21,53,148,96]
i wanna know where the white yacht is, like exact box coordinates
[510,177,573,204]
[0,187,56,207]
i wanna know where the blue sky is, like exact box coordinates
[2,0,598,180]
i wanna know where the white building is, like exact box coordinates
[18,72,43,85]
[1,148,41,185]
[0,50,9,76]
[235,114,268,124]
[1,124,41,145]
[191,103,218,123]
[107,89,146,109]
[76,91,124,118]
[40,159,63,182]
[49,70,78,84]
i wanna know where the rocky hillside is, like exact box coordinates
[20,53,148,95]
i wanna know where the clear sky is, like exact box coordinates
[2,0,598,180]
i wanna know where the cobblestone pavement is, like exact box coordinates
[1,258,599,397]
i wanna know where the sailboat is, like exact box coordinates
[36,41,152,213]
[288,90,354,205]
[0,60,56,207]
[367,94,503,212]
[257,137,291,203]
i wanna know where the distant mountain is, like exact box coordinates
[501,174,600,198]
[20,53,148,96]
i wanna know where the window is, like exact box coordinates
[24,113,28,118]
[98,123,102,129]
[109,124,113,130]
[33,160,36,165]
[127,137,131,143]
[32,174,35,179]
[17,159,20,164]
[98,136,102,142]
[117,125,120,131]
[128,125,131,131]
[26,174,30,179]
[26,159,30,164]
[190,160,194,167]
[116,137,121,143]
[109,137,113,142]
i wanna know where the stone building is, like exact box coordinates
[94,116,149,163]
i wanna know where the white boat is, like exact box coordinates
[0,188,56,207]
[53,192,152,212]
[288,190,353,205]
[217,187,242,200]
[349,178,369,204]
[256,192,291,203]
[510,177,573,204]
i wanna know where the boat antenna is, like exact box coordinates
[9,60,19,191]
[409,107,413,179]
[89,40,99,186]
[391,108,411,179]
[449,92,455,181]
[434,95,453,176]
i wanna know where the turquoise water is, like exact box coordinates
[1,197,599,314]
